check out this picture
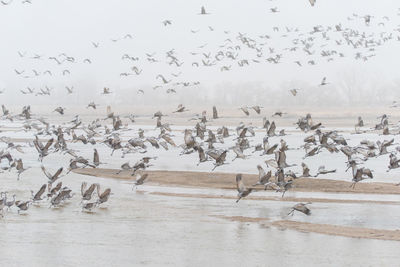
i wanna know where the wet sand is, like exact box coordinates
[72,168,400,241]
[214,216,400,241]
[73,168,400,195]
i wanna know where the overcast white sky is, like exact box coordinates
[0,0,399,107]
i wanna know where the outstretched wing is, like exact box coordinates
[41,165,52,179]
[81,182,87,196]
[100,188,111,199]
[236,174,245,193]
[93,149,99,166]
[53,167,63,180]
[136,173,148,184]
[44,138,54,150]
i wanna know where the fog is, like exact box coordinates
[0,0,399,108]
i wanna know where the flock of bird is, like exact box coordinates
[1,2,400,218]
[2,2,400,98]
[1,101,399,217]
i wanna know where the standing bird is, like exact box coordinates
[199,6,209,15]
[212,106,218,119]
[14,158,29,180]
[15,200,31,214]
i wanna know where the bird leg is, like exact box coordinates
[287,209,295,216]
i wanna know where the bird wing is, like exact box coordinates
[236,174,245,193]
[136,173,148,184]
[198,146,206,161]
[34,184,47,199]
[218,150,227,162]
[53,167,63,180]
[93,149,99,165]
[41,165,52,179]
[100,188,111,199]
[81,182,87,196]
[44,138,54,151]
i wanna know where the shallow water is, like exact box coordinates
[0,168,400,266]
[1,118,400,266]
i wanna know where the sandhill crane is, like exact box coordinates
[102,87,111,94]
[212,106,218,119]
[355,116,364,130]
[162,20,172,26]
[232,146,246,161]
[33,136,54,161]
[347,160,373,188]
[236,174,253,202]
[303,146,320,159]
[319,77,328,86]
[388,153,400,171]
[253,165,272,188]
[183,129,196,151]
[50,187,72,207]
[288,202,311,216]
[2,104,9,116]
[210,150,228,171]
[14,158,29,180]
[4,194,16,210]
[96,184,111,205]
[87,102,97,109]
[252,106,262,114]
[173,104,188,113]
[199,6,208,15]
[93,149,100,167]
[53,107,65,115]
[290,89,299,96]
[31,184,46,202]
[315,166,336,177]
[47,182,62,198]
[82,202,97,212]
[276,149,295,169]
[133,173,148,189]
[41,166,63,185]
[240,106,249,116]
[15,200,31,214]
[196,145,208,165]
[301,163,311,177]
[81,182,96,201]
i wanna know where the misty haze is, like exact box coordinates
[1,1,400,267]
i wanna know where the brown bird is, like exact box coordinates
[288,202,311,216]
[236,174,253,202]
